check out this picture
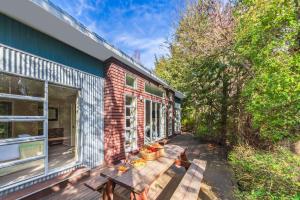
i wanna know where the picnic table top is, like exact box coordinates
[100,144,185,194]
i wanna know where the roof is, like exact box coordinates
[0,0,185,99]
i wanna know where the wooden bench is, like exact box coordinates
[170,159,207,200]
[84,175,108,193]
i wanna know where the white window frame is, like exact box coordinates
[0,75,48,185]
[144,99,165,144]
[144,83,165,98]
[125,73,137,89]
[124,95,137,152]
[168,104,173,136]
[0,73,82,190]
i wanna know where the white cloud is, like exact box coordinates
[50,0,182,69]
[113,34,169,69]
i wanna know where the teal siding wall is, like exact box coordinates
[0,14,105,77]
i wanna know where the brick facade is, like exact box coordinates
[104,58,174,163]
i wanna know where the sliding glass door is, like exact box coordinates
[144,100,165,144]
[48,84,79,171]
[0,73,46,188]
[0,73,80,189]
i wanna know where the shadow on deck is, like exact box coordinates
[3,133,234,200]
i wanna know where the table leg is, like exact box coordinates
[175,150,191,170]
[181,150,191,170]
[130,187,149,200]
[103,180,115,200]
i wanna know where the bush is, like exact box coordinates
[229,145,300,200]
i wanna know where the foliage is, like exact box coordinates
[154,0,300,198]
[235,0,300,142]
[155,0,299,145]
[229,145,300,199]
[155,0,249,145]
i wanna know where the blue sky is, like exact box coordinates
[50,0,184,69]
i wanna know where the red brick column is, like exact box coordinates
[104,62,126,163]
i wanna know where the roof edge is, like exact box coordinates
[31,0,186,95]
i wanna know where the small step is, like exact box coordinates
[2,167,90,200]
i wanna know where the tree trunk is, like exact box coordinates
[220,75,229,146]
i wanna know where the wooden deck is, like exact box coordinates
[5,133,231,200]
[42,165,186,200]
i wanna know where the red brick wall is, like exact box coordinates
[104,59,174,163]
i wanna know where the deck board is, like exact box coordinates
[41,165,186,200]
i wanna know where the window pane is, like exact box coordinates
[144,83,164,97]
[152,102,156,139]
[0,141,44,163]
[168,105,173,136]
[0,159,44,187]
[0,73,44,97]
[126,119,131,128]
[0,121,43,139]
[145,100,151,138]
[126,107,130,116]
[126,118,135,128]
[125,96,133,106]
[125,130,136,150]
[157,103,161,138]
[0,100,43,116]
[125,74,135,88]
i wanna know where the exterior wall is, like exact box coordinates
[0,13,105,77]
[104,59,174,163]
[0,44,104,195]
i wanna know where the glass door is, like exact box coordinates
[161,104,166,138]
[168,104,173,136]
[145,100,151,143]
[47,84,79,171]
[151,102,157,141]
[144,100,165,144]
[125,95,137,152]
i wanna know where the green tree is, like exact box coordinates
[235,0,300,142]
[155,0,249,145]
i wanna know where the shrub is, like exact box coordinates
[229,145,300,199]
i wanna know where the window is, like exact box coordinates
[0,73,80,188]
[125,95,137,152]
[144,83,164,97]
[125,74,136,88]
[0,73,44,97]
[0,73,45,188]
[0,102,12,138]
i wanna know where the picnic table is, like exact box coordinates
[100,144,187,200]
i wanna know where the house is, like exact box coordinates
[0,0,184,196]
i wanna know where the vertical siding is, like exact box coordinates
[0,44,104,168]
